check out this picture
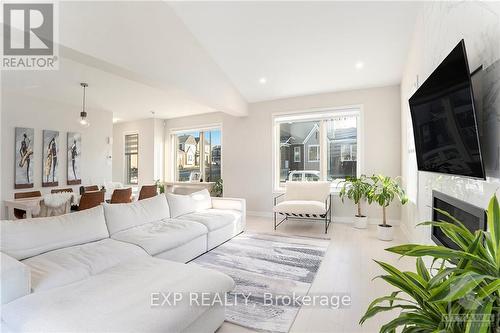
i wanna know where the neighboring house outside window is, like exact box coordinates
[173,128,221,182]
[125,133,139,184]
[274,108,360,190]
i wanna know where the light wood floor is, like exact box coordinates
[217,216,414,333]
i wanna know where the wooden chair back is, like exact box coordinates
[78,191,104,211]
[110,188,132,204]
[14,191,42,219]
[14,191,42,199]
[51,188,73,194]
[138,185,157,200]
[84,185,99,192]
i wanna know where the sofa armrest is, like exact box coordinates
[211,197,246,212]
[211,197,246,232]
[1,252,31,304]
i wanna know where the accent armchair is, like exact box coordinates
[273,181,332,233]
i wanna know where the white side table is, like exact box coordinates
[4,197,43,220]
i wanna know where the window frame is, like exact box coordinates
[124,132,139,185]
[307,144,320,162]
[170,124,223,183]
[272,106,363,192]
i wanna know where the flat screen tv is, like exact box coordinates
[408,40,486,179]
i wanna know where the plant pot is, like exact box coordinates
[353,215,368,229]
[377,224,394,241]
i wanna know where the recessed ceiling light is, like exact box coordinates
[355,61,364,70]
[259,77,267,84]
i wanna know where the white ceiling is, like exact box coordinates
[3,1,422,122]
[169,1,421,102]
[3,1,247,122]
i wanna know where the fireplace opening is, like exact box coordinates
[432,190,487,250]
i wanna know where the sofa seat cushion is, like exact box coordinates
[22,239,148,292]
[1,257,235,333]
[111,219,208,256]
[178,209,241,232]
[273,200,327,216]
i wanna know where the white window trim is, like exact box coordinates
[307,144,320,162]
[169,124,223,183]
[272,105,364,192]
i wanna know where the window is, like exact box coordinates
[125,133,138,184]
[293,147,301,162]
[173,127,221,182]
[308,145,320,162]
[274,108,360,189]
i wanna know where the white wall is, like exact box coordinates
[1,92,113,218]
[400,1,500,243]
[112,118,165,186]
[165,85,403,222]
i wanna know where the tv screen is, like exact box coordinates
[408,40,485,179]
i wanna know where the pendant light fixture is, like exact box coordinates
[78,82,90,128]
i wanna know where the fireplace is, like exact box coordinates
[432,191,487,250]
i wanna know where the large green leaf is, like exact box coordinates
[416,257,431,282]
[465,301,493,333]
[428,272,485,302]
[486,195,500,267]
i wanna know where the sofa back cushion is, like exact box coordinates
[166,189,212,218]
[166,193,194,218]
[191,189,212,211]
[0,206,109,260]
[103,194,170,235]
[284,181,331,202]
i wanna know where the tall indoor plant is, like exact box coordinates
[339,175,372,228]
[360,194,500,332]
[368,175,408,240]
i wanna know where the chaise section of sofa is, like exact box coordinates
[1,257,235,332]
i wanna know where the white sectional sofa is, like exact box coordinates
[0,191,246,332]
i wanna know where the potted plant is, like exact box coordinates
[155,179,165,194]
[339,175,372,229]
[360,194,499,332]
[211,179,223,197]
[368,175,407,240]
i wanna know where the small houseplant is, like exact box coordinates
[211,179,223,197]
[360,194,500,332]
[368,175,408,240]
[155,179,165,194]
[339,175,372,229]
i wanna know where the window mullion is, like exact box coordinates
[320,121,327,181]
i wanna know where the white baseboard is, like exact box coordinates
[247,211,273,218]
[247,211,400,226]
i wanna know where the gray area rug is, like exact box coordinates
[191,233,330,333]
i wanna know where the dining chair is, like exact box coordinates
[51,188,73,194]
[110,188,132,204]
[78,191,104,211]
[84,185,99,192]
[138,185,157,200]
[13,191,42,219]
